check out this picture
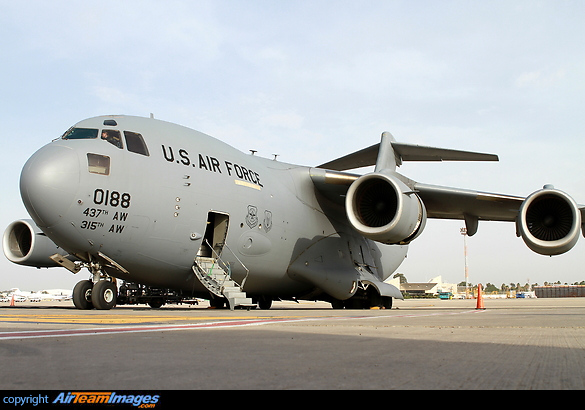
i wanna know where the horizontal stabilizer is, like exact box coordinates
[318,137,498,171]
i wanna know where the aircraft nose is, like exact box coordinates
[20,144,80,228]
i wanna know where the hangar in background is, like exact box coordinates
[535,285,585,298]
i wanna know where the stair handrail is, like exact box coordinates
[202,239,250,290]
[222,242,250,290]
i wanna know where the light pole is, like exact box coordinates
[461,227,469,299]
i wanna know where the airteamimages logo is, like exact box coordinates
[2,392,161,408]
[52,392,160,407]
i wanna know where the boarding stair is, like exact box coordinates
[192,241,255,310]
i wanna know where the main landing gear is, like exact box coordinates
[330,287,393,309]
[73,279,118,310]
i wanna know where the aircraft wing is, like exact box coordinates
[413,183,522,222]
[406,183,584,237]
[312,134,583,253]
[310,168,523,234]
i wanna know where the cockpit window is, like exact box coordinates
[61,126,149,158]
[124,131,150,156]
[62,127,98,140]
[101,130,123,149]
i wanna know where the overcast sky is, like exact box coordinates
[1,0,584,291]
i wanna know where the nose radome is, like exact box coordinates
[20,144,80,228]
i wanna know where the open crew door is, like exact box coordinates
[193,211,255,310]
[198,211,229,257]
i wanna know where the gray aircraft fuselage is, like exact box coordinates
[18,115,407,303]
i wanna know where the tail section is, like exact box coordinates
[317,132,498,171]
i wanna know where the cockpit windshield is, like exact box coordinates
[61,127,98,140]
[62,127,149,157]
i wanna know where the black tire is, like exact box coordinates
[73,280,94,310]
[148,298,164,309]
[331,299,345,309]
[209,297,227,309]
[381,296,393,309]
[257,298,272,310]
[91,281,117,310]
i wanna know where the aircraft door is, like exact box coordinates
[198,211,229,258]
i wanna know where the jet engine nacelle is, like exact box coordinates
[3,219,62,267]
[346,173,427,245]
[517,186,582,256]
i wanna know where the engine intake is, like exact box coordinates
[517,187,581,255]
[346,173,427,245]
[3,219,62,267]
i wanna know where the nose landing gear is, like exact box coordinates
[72,258,118,310]
[73,279,118,311]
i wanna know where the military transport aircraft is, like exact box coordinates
[3,115,583,310]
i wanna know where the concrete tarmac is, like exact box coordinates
[0,297,584,390]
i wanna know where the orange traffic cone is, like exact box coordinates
[476,283,485,310]
[9,294,15,307]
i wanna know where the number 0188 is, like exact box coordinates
[93,189,131,208]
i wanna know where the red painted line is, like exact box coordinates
[0,317,308,340]
[0,310,484,340]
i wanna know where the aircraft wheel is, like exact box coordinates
[381,296,393,309]
[346,298,367,309]
[148,298,164,309]
[257,298,272,310]
[331,299,345,309]
[73,280,94,310]
[209,297,227,309]
[91,281,117,310]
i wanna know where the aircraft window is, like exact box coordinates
[101,130,123,149]
[87,153,110,175]
[124,131,150,156]
[61,127,98,140]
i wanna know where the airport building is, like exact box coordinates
[387,275,459,298]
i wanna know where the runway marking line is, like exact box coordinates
[0,317,314,340]
[0,313,283,325]
[0,309,484,340]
